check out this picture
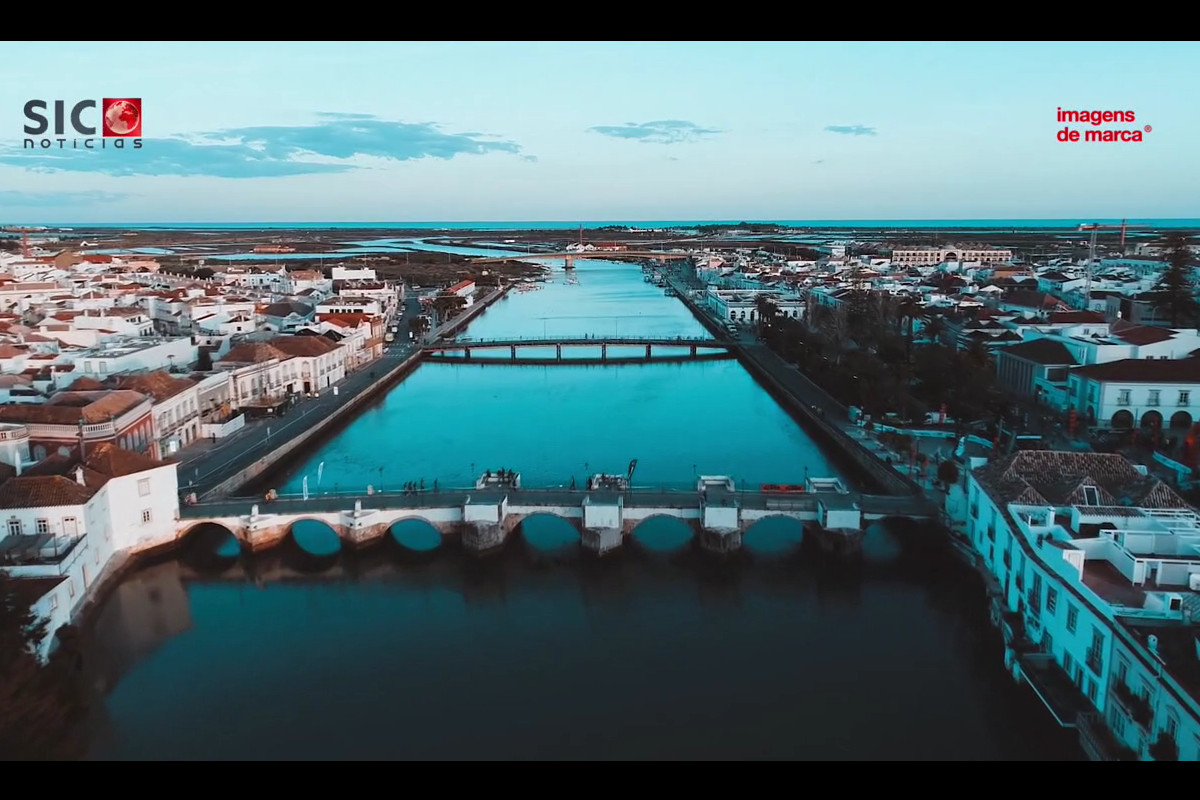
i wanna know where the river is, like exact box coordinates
[76,240,1083,760]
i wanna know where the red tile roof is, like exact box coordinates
[1072,358,1200,383]
[0,475,95,508]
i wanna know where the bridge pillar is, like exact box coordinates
[699,497,742,554]
[556,343,562,360]
[582,493,623,555]
[582,528,623,555]
[464,347,471,360]
[698,527,742,555]
[461,521,507,555]
[645,344,652,359]
[601,343,607,361]
[690,344,697,356]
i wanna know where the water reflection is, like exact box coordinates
[78,534,1084,761]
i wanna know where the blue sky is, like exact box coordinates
[1,41,1197,223]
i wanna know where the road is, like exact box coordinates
[175,285,504,498]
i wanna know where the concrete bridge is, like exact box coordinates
[469,251,692,268]
[177,482,938,558]
[422,336,735,365]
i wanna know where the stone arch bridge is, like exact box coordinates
[178,484,937,557]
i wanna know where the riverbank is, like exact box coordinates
[666,276,920,496]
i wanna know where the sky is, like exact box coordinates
[1,41,1197,224]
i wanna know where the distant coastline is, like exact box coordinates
[12,219,1200,231]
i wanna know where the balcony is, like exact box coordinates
[1112,682,1153,729]
[1077,712,1138,761]
[0,533,85,573]
[1003,551,1012,568]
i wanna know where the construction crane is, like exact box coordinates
[1077,220,1150,307]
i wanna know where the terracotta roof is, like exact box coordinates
[0,475,95,508]
[66,376,105,391]
[84,441,168,477]
[973,450,1190,511]
[1109,320,1175,346]
[114,370,195,402]
[1072,358,1200,383]
[218,341,290,365]
[0,344,29,358]
[998,338,1078,366]
[271,335,340,357]
[0,390,149,426]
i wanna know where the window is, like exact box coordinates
[138,478,151,496]
[1067,604,1079,633]
[141,509,152,525]
[1082,486,1100,505]
[1180,391,1191,407]
[1117,389,1131,405]
[1063,651,1074,675]
[1117,659,1128,684]
[35,518,50,534]
[1111,707,1127,737]
[1086,677,1097,703]
[49,594,58,611]
[7,519,21,537]
[1148,390,1160,407]
[1047,586,1058,614]
[1167,711,1179,738]
[68,581,75,598]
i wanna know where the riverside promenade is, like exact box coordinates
[178,284,510,499]
[665,274,922,497]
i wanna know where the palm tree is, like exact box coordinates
[896,296,921,361]
[431,294,466,325]
[922,313,946,346]
[754,293,778,336]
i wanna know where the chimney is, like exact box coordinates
[75,466,85,486]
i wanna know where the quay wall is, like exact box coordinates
[203,349,425,499]
[201,285,511,500]
[670,280,918,496]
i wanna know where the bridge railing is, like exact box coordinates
[438,336,721,345]
[178,486,935,521]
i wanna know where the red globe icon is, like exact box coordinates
[102,98,142,137]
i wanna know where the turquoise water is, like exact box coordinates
[275,257,833,492]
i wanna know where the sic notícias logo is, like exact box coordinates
[23,98,142,149]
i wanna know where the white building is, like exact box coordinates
[113,371,202,457]
[705,288,805,325]
[63,337,198,385]
[1065,358,1200,430]
[0,439,179,659]
[959,449,1200,760]
[331,266,377,282]
[892,247,1013,266]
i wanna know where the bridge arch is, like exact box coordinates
[630,515,694,552]
[742,515,806,555]
[517,512,579,552]
[287,518,343,557]
[178,521,242,573]
[388,517,443,553]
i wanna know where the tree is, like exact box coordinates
[754,294,778,336]
[1153,233,1200,327]
[0,572,87,760]
[431,293,467,324]
[937,459,960,487]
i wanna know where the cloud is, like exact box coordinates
[588,120,720,144]
[0,114,527,178]
[824,125,876,136]
[813,159,825,164]
[0,190,129,207]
